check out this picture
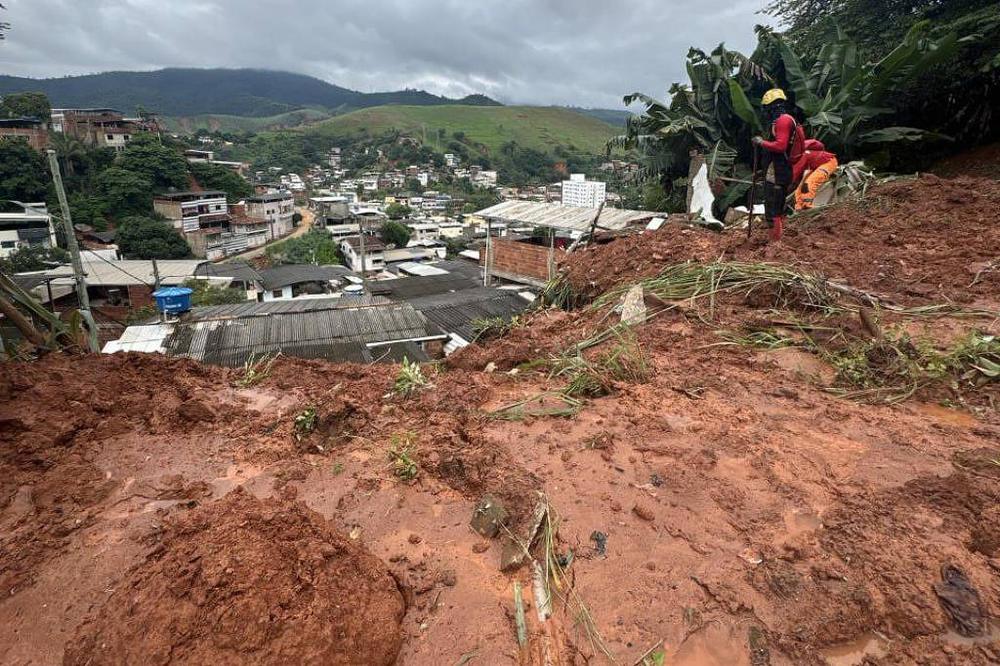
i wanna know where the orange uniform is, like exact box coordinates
[795,139,838,210]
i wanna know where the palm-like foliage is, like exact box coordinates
[48,132,88,178]
[613,21,972,214]
[765,20,966,155]
[609,44,771,208]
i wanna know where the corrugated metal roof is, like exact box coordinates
[371,273,481,301]
[160,302,443,367]
[30,255,207,287]
[369,341,430,364]
[257,264,353,291]
[418,290,530,342]
[475,201,659,232]
[184,295,391,321]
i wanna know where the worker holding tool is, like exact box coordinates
[752,88,805,242]
[795,139,838,211]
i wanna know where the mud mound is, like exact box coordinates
[64,488,405,666]
[560,174,1000,306]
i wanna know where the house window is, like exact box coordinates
[106,134,114,141]
[1,240,16,249]
[272,290,283,299]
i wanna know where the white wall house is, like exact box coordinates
[248,191,295,240]
[561,174,607,208]
[339,236,386,274]
[0,203,56,258]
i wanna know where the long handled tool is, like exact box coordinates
[746,146,759,239]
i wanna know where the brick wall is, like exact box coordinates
[128,285,155,309]
[480,238,563,282]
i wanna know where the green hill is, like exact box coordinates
[160,109,333,134]
[300,105,618,155]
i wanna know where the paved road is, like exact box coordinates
[223,206,316,262]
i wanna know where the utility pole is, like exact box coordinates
[152,259,161,290]
[357,215,367,282]
[47,150,99,352]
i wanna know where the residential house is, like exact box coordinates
[257,265,353,301]
[21,255,209,342]
[153,190,232,260]
[0,117,49,151]
[247,191,295,240]
[0,203,56,258]
[444,153,460,168]
[51,108,138,151]
[340,236,386,274]
[228,202,271,249]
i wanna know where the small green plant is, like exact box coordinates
[293,407,317,440]
[234,352,280,388]
[331,462,345,475]
[394,357,431,397]
[471,314,523,341]
[387,431,419,481]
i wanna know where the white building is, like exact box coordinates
[0,203,56,258]
[561,174,606,208]
[247,191,296,240]
[339,236,386,274]
[444,153,460,168]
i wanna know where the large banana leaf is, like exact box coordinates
[857,127,953,144]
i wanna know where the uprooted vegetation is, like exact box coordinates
[2,171,1000,666]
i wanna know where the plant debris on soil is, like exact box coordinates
[2,170,1000,666]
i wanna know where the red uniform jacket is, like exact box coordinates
[761,114,807,182]
[800,140,837,172]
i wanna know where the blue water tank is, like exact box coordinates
[152,286,194,314]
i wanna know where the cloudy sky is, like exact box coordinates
[0,0,773,108]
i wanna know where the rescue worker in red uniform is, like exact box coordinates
[795,139,838,210]
[752,88,805,242]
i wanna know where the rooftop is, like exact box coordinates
[104,298,444,367]
[257,264,353,291]
[154,190,226,201]
[249,191,293,203]
[25,254,207,288]
[475,201,660,233]
[340,236,387,252]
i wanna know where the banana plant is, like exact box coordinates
[769,20,967,156]
[611,19,974,216]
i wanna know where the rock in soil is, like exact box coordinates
[63,487,405,666]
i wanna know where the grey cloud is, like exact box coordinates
[0,0,771,107]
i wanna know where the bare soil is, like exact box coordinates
[561,174,1000,306]
[2,171,1000,666]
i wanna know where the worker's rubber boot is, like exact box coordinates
[770,216,784,242]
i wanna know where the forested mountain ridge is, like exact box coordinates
[0,68,501,117]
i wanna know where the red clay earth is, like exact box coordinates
[560,174,1000,307]
[2,172,1000,666]
[63,487,405,666]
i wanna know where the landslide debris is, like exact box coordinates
[63,488,405,666]
[561,174,1000,306]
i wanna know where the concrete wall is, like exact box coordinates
[480,237,563,282]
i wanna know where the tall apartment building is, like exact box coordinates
[561,174,606,208]
[247,191,296,240]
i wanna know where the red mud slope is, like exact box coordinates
[562,174,1000,306]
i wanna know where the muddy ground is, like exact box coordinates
[2,172,1000,666]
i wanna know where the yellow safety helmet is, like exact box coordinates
[762,88,787,106]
